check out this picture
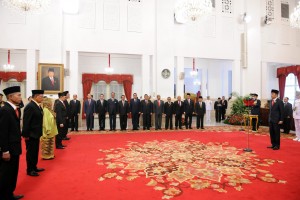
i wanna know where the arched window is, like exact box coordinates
[92,81,124,100]
[284,74,299,104]
[1,79,26,98]
[110,81,124,100]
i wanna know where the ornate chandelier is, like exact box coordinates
[2,0,51,15]
[105,54,114,73]
[3,50,15,71]
[290,1,300,29]
[175,0,213,23]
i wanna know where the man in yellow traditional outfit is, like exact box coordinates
[41,97,58,160]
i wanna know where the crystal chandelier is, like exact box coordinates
[2,0,52,15]
[175,0,213,23]
[190,58,198,77]
[3,50,15,71]
[290,1,300,29]
[105,54,114,73]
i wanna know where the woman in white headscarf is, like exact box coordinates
[293,91,300,142]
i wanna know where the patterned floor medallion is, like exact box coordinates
[97,139,286,199]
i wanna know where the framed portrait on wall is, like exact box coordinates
[38,63,64,94]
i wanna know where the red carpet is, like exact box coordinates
[15,130,300,200]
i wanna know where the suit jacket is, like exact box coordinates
[269,98,284,123]
[119,100,129,115]
[96,99,107,115]
[153,100,164,115]
[195,101,206,116]
[214,101,222,110]
[141,100,153,114]
[64,99,71,118]
[251,99,261,115]
[221,100,228,109]
[55,100,68,125]
[184,99,194,114]
[0,102,22,155]
[130,98,141,114]
[283,102,293,118]
[22,101,43,139]
[84,99,96,115]
[107,98,119,115]
[41,76,59,90]
[70,99,81,115]
[173,101,184,115]
[164,102,174,116]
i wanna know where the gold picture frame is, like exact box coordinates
[38,63,64,94]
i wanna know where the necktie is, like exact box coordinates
[272,100,275,106]
[15,109,19,118]
[284,103,286,107]
[200,102,202,108]
[51,78,54,86]
[188,100,190,105]
[179,101,181,106]
[88,99,91,106]
[158,100,160,107]
[122,101,124,106]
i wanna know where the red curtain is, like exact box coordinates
[82,73,133,118]
[276,65,300,99]
[0,71,26,82]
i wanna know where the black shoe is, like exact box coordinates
[175,127,178,130]
[201,127,204,129]
[13,194,24,199]
[75,130,79,132]
[35,168,45,172]
[86,129,89,131]
[27,171,39,176]
[71,129,74,131]
[267,146,274,148]
[62,137,70,140]
[273,146,280,150]
[56,146,65,149]
[90,129,93,131]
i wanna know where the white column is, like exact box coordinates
[142,54,151,95]
[69,51,79,96]
[261,61,269,99]
[232,59,242,95]
[176,56,184,98]
[201,66,208,98]
[242,0,262,95]
[26,49,36,98]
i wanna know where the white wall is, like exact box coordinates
[0,0,299,100]
[78,52,142,98]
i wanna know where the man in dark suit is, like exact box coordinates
[221,96,227,120]
[55,92,67,149]
[0,86,24,200]
[153,95,164,130]
[141,94,153,130]
[130,93,141,130]
[107,92,118,131]
[268,89,284,150]
[96,94,107,131]
[184,93,194,129]
[164,97,174,130]
[22,90,44,177]
[84,93,96,131]
[282,97,293,134]
[41,68,60,91]
[195,96,206,129]
[118,95,129,131]
[70,94,81,132]
[250,93,261,131]
[62,91,71,140]
[174,96,184,129]
[214,98,222,122]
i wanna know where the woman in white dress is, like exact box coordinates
[293,91,300,142]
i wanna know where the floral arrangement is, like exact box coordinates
[224,93,252,125]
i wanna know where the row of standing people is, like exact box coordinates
[82,92,228,131]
